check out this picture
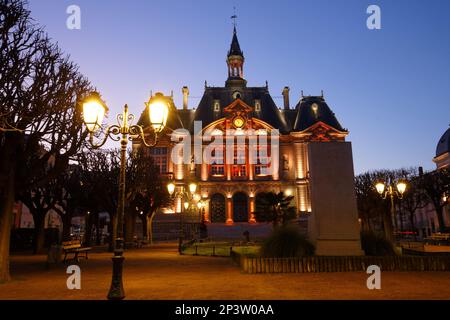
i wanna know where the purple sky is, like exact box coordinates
[27,0,450,174]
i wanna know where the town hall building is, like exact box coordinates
[137,26,363,254]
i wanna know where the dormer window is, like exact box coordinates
[255,100,261,112]
[311,103,319,117]
[213,100,220,112]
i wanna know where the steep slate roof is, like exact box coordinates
[228,26,243,57]
[280,109,297,131]
[293,96,345,132]
[436,127,450,157]
[190,86,290,134]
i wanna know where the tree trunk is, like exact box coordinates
[95,213,101,246]
[0,171,15,283]
[33,213,46,254]
[409,212,417,241]
[383,210,394,242]
[62,213,72,242]
[84,214,93,246]
[125,210,135,243]
[399,207,404,232]
[142,214,148,240]
[435,206,446,233]
[147,212,155,245]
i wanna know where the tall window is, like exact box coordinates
[232,147,246,179]
[255,145,271,176]
[210,148,224,177]
[149,147,168,174]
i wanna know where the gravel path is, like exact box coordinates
[1,243,449,300]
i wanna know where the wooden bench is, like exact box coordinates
[62,240,92,263]
[430,233,450,241]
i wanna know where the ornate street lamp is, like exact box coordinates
[166,176,197,254]
[375,179,407,242]
[81,92,169,300]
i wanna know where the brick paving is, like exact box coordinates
[0,243,449,300]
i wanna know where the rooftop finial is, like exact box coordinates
[231,6,237,29]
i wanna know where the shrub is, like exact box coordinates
[260,225,315,257]
[360,231,395,256]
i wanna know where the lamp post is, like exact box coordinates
[167,179,197,254]
[81,92,169,300]
[375,179,407,242]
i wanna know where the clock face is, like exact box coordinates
[233,116,245,128]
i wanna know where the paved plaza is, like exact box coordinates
[0,243,449,300]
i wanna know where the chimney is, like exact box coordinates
[182,86,189,110]
[282,86,290,110]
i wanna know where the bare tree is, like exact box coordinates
[126,149,170,244]
[420,168,450,233]
[0,0,93,282]
[398,168,427,239]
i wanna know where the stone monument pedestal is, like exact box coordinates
[307,142,364,256]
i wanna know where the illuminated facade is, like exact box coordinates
[136,26,349,225]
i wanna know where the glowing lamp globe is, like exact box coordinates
[189,182,197,195]
[146,94,169,133]
[82,92,108,133]
[396,182,407,195]
[375,182,385,195]
[167,182,175,196]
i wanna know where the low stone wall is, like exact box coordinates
[230,251,450,273]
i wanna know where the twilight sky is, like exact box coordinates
[27,0,450,174]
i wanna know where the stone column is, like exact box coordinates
[204,200,210,223]
[201,161,208,181]
[226,197,233,225]
[249,196,256,223]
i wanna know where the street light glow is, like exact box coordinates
[189,182,197,195]
[375,182,385,195]
[397,182,407,195]
[147,98,169,133]
[167,182,176,196]
[82,92,107,133]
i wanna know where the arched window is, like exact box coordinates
[210,194,226,223]
[232,192,248,222]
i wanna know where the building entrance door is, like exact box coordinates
[232,192,248,222]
